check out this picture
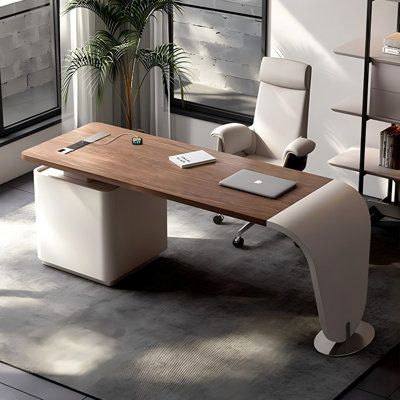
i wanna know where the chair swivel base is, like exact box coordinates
[314,321,375,357]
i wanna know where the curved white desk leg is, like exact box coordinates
[268,180,375,356]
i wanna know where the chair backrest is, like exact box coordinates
[252,57,312,160]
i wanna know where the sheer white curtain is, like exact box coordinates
[140,13,172,139]
[59,2,116,129]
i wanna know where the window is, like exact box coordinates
[169,0,267,124]
[0,0,61,138]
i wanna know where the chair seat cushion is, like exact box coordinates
[245,154,283,166]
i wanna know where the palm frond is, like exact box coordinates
[137,43,189,98]
[92,30,138,80]
[63,0,189,129]
[126,0,183,36]
[63,44,112,104]
[63,0,123,34]
[62,29,140,104]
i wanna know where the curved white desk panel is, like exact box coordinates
[268,180,374,356]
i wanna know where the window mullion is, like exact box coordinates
[0,0,61,137]
[0,70,4,137]
[179,3,262,19]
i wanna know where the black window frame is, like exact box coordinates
[0,0,62,139]
[169,1,269,125]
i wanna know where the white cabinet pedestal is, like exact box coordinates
[34,166,167,286]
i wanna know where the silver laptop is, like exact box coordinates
[219,169,296,199]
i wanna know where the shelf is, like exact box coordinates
[331,96,363,118]
[331,96,400,125]
[328,146,400,180]
[334,38,400,66]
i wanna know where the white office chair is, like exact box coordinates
[210,57,316,248]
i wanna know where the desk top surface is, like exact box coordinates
[22,122,331,225]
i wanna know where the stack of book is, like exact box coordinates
[383,32,400,55]
[380,125,400,169]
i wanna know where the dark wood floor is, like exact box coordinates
[0,362,95,400]
[337,344,400,399]
[1,172,399,400]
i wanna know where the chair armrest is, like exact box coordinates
[210,123,255,154]
[283,137,316,163]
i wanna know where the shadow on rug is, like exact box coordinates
[0,202,399,400]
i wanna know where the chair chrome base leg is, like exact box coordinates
[237,221,254,236]
[314,321,375,357]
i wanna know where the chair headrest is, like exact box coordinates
[259,57,312,90]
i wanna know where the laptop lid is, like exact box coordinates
[219,169,296,199]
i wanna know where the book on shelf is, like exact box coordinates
[382,45,400,56]
[379,125,400,169]
[169,150,216,168]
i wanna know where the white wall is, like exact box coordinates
[0,119,73,185]
[270,0,397,197]
[172,0,398,198]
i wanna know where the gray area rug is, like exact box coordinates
[0,201,399,400]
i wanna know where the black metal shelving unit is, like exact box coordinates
[329,0,400,221]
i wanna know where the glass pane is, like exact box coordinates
[174,6,262,115]
[181,0,262,17]
[0,0,58,127]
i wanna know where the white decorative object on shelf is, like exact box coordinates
[383,46,400,55]
[383,32,400,48]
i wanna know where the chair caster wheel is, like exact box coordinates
[213,214,224,225]
[233,236,244,248]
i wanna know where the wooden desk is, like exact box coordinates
[22,122,330,226]
[22,122,374,356]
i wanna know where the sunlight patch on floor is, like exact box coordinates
[27,327,116,376]
[167,219,209,239]
[0,297,42,308]
[133,333,288,384]
[0,218,35,250]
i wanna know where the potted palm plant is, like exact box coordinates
[62,0,188,129]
